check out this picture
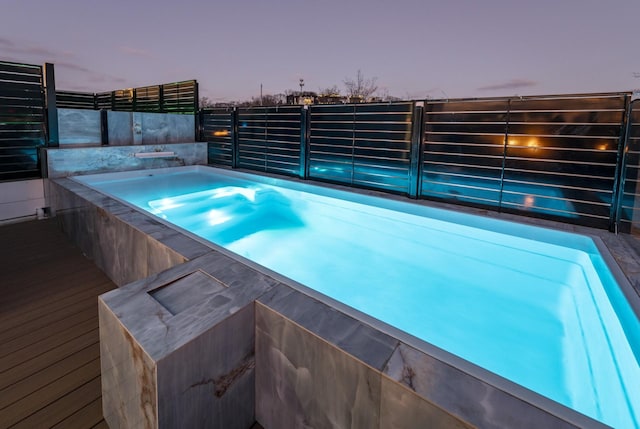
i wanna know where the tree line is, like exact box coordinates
[200,70,403,108]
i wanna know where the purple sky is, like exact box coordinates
[1,0,639,103]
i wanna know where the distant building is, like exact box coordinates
[286,91,318,105]
[285,92,389,105]
[317,93,345,104]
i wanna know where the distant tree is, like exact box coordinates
[343,70,378,100]
[376,88,403,102]
[260,93,285,106]
[236,93,285,107]
[319,85,341,96]
[199,96,215,108]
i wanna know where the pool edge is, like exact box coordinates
[48,167,627,429]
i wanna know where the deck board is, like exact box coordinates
[0,219,116,429]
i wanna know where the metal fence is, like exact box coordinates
[201,107,235,166]
[234,105,305,176]
[203,94,640,231]
[422,94,627,229]
[56,80,199,113]
[3,59,638,232]
[181,106,308,176]
[0,61,46,181]
[308,102,414,193]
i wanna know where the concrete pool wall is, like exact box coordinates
[45,172,616,429]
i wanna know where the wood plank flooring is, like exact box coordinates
[0,219,116,429]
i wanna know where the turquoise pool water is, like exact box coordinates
[76,166,640,428]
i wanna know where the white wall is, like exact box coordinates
[0,179,45,223]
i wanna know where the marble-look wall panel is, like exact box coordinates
[92,209,150,285]
[384,343,593,429]
[257,284,398,371]
[48,179,193,286]
[56,108,193,147]
[138,112,195,145]
[58,108,102,146]
[100,299,157,429]
[108,111,134,145]
[255,303,381,429]
[156,305,256,429]
[98,247,279,429]
[48,180,98,261]
[379,376,473,429]
[45,143,207,178]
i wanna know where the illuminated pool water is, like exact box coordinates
[75,166,640,428]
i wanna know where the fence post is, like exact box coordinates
[193,82,199,140]
[408,101,424,198]
[196,110,204,142]
[231,108,239,168]
[100,110,109,145]
[132,88,137,112]
[299,105,309,179]
[159,85,165,113]
[43,63,58,147]
[610,95,634,232]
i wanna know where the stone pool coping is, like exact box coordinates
[46,167,639,428]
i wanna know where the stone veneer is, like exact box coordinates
[47,172,620,429]
[57,109,195,146]
[44,142,207,179]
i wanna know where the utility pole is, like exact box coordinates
[299,78,304,93]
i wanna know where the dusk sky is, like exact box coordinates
[1,0,639,103]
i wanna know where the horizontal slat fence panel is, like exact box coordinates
[502,94,626,228]
[56,80,198,113]
[56,91,97,109]
[309,102,413,193]
[202,108,234,167]
[0,61,45,181]
[619,100,640,233]
[163,81,198,113]
[134,85,161,112]
[96,92,112,110]
[113,89,134,111]
[237,106,302,176]
[422,100,508,207]
[421,94,627,228]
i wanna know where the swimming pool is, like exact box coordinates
[75,165,640,428]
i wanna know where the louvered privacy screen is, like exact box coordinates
[56,91,97,109]
[308,102,414,193]
[422,94,627,229]
[422,99,508,207]
[619,100,640,233]
[236,106,303,176]
[0,61,45,181]
[202,107,234,167]
[56,80,198,113]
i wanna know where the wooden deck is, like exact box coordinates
[0,219,116,429]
